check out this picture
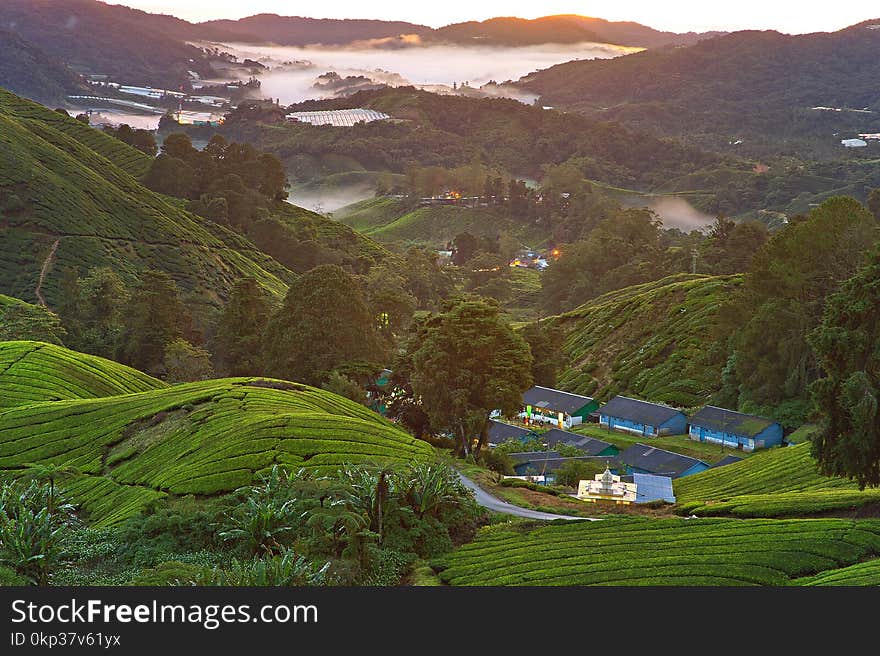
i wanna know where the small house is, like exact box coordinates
[542,428,619,456]
[598,396,687,437]
[521,386,599,429]
[619,443,709,479]
[688,406,783,452]
[577,468,637,504]
[710,455,744,469]
[487,420,537,447]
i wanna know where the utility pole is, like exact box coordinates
[691,248,699,275]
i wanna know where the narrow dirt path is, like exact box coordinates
[35,239,60,307]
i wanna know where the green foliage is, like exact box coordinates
[263,265,385,386]
[550,274,741,407]
[196,549,330,586]
[212,277,274,376]
[163,339,214,383]
[0,342,433,527]
[117,271,193,377]
[0,295,66,345]
[128,561,203,586]
[674,443,880,517]
[519,322,566,388]
[0,479,76,585]
[57,267,129,359]
[398,297,533,456]
[553,460,606,487]
[0,88,293,309]
[435,517,880,585]
[809,241,880,488]
[724,197,879,426]
[0,341,166,409]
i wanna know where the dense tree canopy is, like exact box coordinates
[809,243,880,488]
[396,297,533,457]
[262,265,385,386]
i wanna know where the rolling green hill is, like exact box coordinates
[547,273,741,407]
[0,28,86,105]
[336,198,543,247]
[0,341,165,409]
[0,88,295,308]
[0,342,433,527]
[674,442,880,517]
[435,517,880,585]
[0,295,66,344]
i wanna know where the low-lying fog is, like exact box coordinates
[212,40,639,105]
[622,195,716,232]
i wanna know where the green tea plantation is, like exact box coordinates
[434,517,880,585]
[0,342,433,527]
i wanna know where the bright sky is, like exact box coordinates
[115,1,879,34]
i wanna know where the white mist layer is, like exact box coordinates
[210,40,638,105]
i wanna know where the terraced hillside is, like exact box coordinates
[0,295,65,344]
[0,88,294,308]
[0,341,165,408]
[547,273,741,407]
[674,443,880,517]
[435,517,880,585]
[335,197,543,247]
[0,342,432,527]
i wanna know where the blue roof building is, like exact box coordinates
[598,396,687,437]
[487,420,537,447]
[619,443,709,479]
[541,428,619,456]
[688,406,783,452]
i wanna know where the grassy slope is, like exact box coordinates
[0,342,432,527]
[336,197,545,247]
[548,273,741,408]
[674,443,880,517]
[0,88,294,307]
[435,517,880,586]
[0,341,166,409]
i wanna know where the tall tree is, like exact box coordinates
[117,271,191,376]
[722,196,878,425]
[809,244,880,488]
[520,322,566,388]
[399,297,533,457]
[262,265,384,386]
[213,277,273,376]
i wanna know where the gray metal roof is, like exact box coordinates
[542,428,614,456]
[632,473,676,504]
[619,443,708,478]
[488,421,534,444]
[510,453,615,474]
[689,406,778,438]
[710,454,745,468]
[599,395,684,427]
[523,386,595,415]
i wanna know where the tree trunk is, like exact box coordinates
[473,417,490,459]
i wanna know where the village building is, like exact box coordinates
[619,443,709,479]
[487,420,537,447]
[688,406,783,451]
[710,454,744,468]
[508,452,615,480]
[598,395,687,437]
[542,428,619,456]
[577,468,637,504]
[521,386,599,429]
[285,108,390,127]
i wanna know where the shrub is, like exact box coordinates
[196,549,330,586]
[129,561,203,586]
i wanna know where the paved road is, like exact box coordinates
[457,472,598,521]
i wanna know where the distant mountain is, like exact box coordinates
[0,0,213,87]
[429,15,719,48]
[0,28,85,104]
[518,21,880,151]
[195,14,431,46]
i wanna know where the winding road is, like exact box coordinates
[457,472,598,521]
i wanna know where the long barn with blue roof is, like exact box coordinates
[598,395,687,437]
[688,406,783,451]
